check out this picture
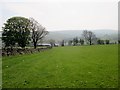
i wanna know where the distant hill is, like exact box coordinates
[0,30,118,42]
[45,30,118,41]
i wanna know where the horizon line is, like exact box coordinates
[47,29,118,32]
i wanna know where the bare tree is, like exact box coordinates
[29,18,48,49]
[82,30,96,45]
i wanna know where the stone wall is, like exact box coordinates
[1,46,52,56]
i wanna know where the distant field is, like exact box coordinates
[2,45,118,88]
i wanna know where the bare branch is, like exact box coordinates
[29,18,48,49]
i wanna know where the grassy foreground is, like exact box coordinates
[2,45,118,88]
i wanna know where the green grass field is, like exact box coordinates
[2,45,118,88]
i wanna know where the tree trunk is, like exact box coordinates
[34,42,37,49]
[90,40,92,45]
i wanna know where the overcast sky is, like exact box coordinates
[0,0,119,31]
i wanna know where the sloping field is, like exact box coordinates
[2,45,118,88]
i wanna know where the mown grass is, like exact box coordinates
[2,45,118,88]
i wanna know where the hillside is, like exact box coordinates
[45,30,118,41]
[0,30,118,42]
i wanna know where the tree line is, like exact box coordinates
[61,30,113,46]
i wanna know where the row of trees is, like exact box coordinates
[2,17,48,49]
[97,39,110,45]
[61,30,111,46]
[67,38,84,46]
